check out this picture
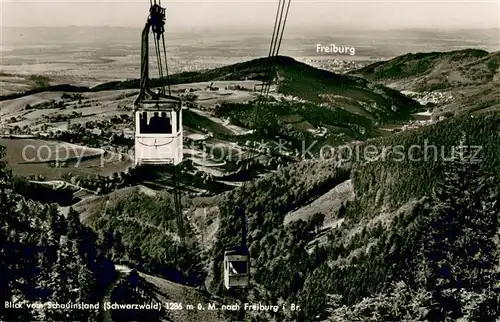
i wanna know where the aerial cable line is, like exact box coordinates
[263,0,291,101]
[155,37,166,94]
[264,0,291,100]
[260,0,286,101]
[259,0,283,101]
[248,0,291,192]
[258,0,285,103]
[149,2,184,237]
[254,0,291,139]
[154,38,162,92]
[275,0,291,61]
[222,1,293,307]
[264,0,286,90]
[161,34,172,95]
[232,0,285,279]
[153,35,162,90]
[173,166,184,238]
[229,0,292,291]
[138,0,185,238]
[226,0,285,294]
[255,0,286,129]
[259,0,291,109]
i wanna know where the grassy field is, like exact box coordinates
[0,138,102,162]
[0,84,263,184]
[0,57,425,187]
[0,138,132,179]
[283,178,354,227]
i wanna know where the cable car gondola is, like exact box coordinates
[130,1,186,238]
[134,97,183,166]
[223,206,250,289]
[133,0,182,166]
[223,245,249,289]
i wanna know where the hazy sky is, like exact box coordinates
[1,0,499,30]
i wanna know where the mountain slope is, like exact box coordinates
[435,80,500,117]
[0,56,423,166]
[211,109,500,320]
[91,56,422,123]
[349,49,499,92]
[85,189,206,287]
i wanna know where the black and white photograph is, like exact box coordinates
[0,0,499,321]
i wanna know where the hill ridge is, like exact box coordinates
[348,48,499,92]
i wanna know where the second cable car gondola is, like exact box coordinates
[223,245,249,289]
[223,206,250,289]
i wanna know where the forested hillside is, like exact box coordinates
[3,109,497,322]
[350,112,500,219]
[211,110,500,321]
[349,49,498,92]
[322,151,499,321]
[85,190,206,287]
[1,145,109,321]
[0,146,162,321]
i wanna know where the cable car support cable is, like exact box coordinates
[262,0,291,101]
[134,0,185,238]
[224,0,291,295]
[258,0,283,103]
[261,0,286,101]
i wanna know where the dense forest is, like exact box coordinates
[86,190,206,286]
[212,110,500,321]
[2,109,499,321]
[0,146,161,321]
[1,145,110,320]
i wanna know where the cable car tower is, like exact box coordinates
[134,0,182,166]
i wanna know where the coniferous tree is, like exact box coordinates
[421,144,499,321]
[46,236,75,321]
[67,207,81,240]
[48,206,66,243]
[78,264,95,303]
[0,148,33,320]
[112,230,125,260]
[101,227,115,255]
[76,264,98,321]
[35,232,54,301]
[68,240,82,290]
[0,147,115,321]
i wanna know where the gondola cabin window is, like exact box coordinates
[139,111,173,134]
[228,260,248,275]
